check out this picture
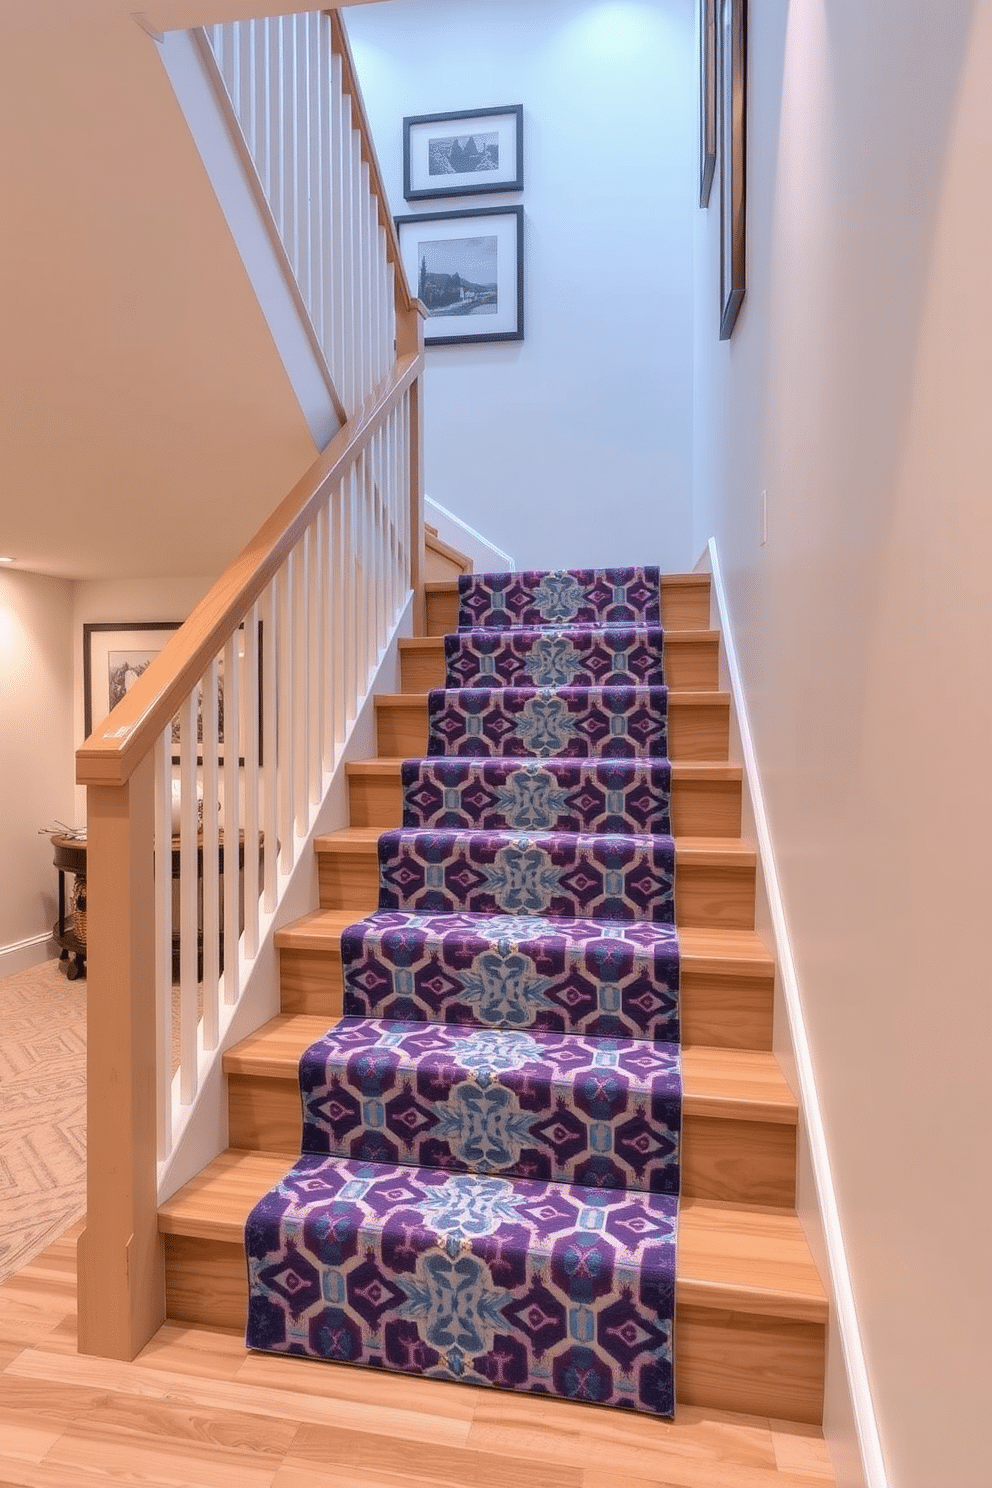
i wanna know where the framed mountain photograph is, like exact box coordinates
[396,205,524,346]
[403,105,523,200]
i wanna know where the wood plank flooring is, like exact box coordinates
[0,1223,836,1486]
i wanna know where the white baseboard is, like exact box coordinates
[0,933,55,979]
[425,496,514,572]
[702,537,887,1488]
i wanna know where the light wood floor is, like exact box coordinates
[0,1222,835,1488]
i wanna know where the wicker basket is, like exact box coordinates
[70,875,87,946]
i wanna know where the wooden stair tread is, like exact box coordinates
[275,909,773,977]
[346,757,743,782]
[375,689,731,707]
[399,630,720,650]
[424,574,712,593]
[313,826,755,867]
[159,1150,825,1322]
[223,1017,796,1126]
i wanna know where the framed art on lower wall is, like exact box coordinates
[396,205,524,347]
[83,621,181,741]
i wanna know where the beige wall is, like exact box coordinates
[0,570,75,967]
[693,2,991,1485]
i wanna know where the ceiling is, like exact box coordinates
[0,6,331,579]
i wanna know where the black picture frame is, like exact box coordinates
[403,105,523,201]
[83,621,181,740]
[83,620,263,766]
[396,205,524,347]
[719,0,747,339]
[699,0,717,207]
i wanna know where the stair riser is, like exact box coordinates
[427,579,712,637]
[377,696,730,762]
[349,770,742,838]
[163,1236,823,1423]
[400,634,720,694]
[228,1074,795,1207]
[278,948,775,1051]
[317,850,755,930]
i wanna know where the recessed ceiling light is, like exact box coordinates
[0,557,14,564]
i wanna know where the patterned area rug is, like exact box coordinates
[0,958,86,1282]
[246,566,682,1415]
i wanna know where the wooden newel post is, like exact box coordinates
[397,299,427,634]
[76,752,166,1360]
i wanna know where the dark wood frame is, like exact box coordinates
[403,104,523,201]
[83,621,180,740]
[83,619,263,766]
[719,0,747,339]
[395,204,524,347]
[699,0,717,207]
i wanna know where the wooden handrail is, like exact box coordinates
[77,351,422,790]
[327,8,413,314]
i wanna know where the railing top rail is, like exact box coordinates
[76,351,422,791]
[327,8,413,314]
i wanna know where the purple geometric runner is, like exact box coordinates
[341,911,681,1043]
[299,1017,681,1195]
[458,568,661,630]
[426,685,669,760]
[377,828,676,923]
[402,757,672,835]
[445,626,665,690]
[245,1155,677,1415]
[246,563,680,1416]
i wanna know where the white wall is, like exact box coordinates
[0,570,75,970]
[693,3,991,1485]
[346,0,696,573]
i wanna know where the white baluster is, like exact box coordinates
[200,656,221,1047]
[241,608,261,959]
[277,556,295,875]
[260,582,279,914]
[222,633,241,1005]
[154,730,173,1161]
[178,689,199,1106]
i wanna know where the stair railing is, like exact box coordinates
[74,9,425,1361]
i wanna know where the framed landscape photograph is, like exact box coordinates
[83,621,180,740]
[719,0,747,339]
[396,205,524,346]
[83,620,262,765]
[403,105,523,200]
[699,0,717,206]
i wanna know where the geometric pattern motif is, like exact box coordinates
[341,911,681,1042]
[402,757,672,834]
[457,567,661,630]
[445,626,665,690]
[377,828,676,923]
[299,1017,681,1194]
[247,566,680,1415]
[245,1155,677,1415]
[426,685,669,759]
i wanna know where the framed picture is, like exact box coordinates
[719,0,747,339]
[403,105,523,201]
[396,205,524,346]
[699,0,717,206]
[83,621,263,765]
[83,622,180,740]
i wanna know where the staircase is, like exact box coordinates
[158,570,827,1429]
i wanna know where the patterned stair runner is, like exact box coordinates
[340,910,680,1042]
[246,566,681,1415]
[401,757,672,834]
[298,1017,681,1194]
[426,684,669,759]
